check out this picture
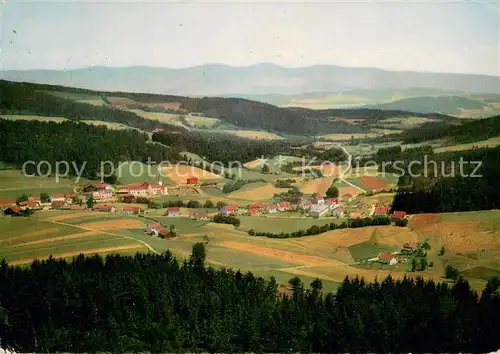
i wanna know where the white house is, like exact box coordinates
[267,204,278,213]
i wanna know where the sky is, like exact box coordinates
[0,0,499,75]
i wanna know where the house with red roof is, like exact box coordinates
[391,211,407,220]
[158,228,171,238]
[92,205,116,213]
[377,252,397,265]
[220,204,238,216]
[51,193,68,202]
[311,195,325,204]
[248,202,265,211]
[186,176,200,185]
[145,222,162,235]
[166,207,180,217]
[121,207,141,215]
[4,205,22,215]
[374,207,389,216]
[19,201,41,209]
[277,202,291,212]
[127,184,149,197]
[267,204,278,213]
[248,207,260,216]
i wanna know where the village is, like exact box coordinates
[0,175,408,222]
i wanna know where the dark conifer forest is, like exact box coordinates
[0,119,180,179]
[0,244,499,353]
[390,146,500,213]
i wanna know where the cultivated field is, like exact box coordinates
[2,209,500,292]
[228,183,284,201]
[300,177,336,195]
[220,130,283,140]
[319,133,379,141]
[0,170,93,199]
[161,166,222,184]
[358,176,392,191]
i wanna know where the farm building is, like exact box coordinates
[377,252,397,265]
[311,195,325,204]
[220,204,238,216]
[277,202,291,212]
[267,204,278,213]
[127,184,149,197]
[248,207,260,216]
[391,211,407,220]
[248,202,265,211]
[96,183,113,190]
[3,205,22,216]
[158,228,171,237]
[186,176,200,185]
[152,128,166,134]
[121,207,141,215]
[92,189,114,201]
[145,222,162,235]
[374,207,389,216]
[19,201,41,209]
[166,207,180,217]
[308,204,330,217]
[92,205,116,213]
[342,193,353,202]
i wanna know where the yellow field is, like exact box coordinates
[186,115,220,127]
[228,183,284,201]
[221,130,283,140]
[126,109,183,125]
[300,177,336,195]
[292,164,343,177]
[77,99,106,106]
[161,166,222,184]
[243,159,266,169]
[434,137,500,153]
[319,133,379,141]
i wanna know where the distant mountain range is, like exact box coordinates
[2,63,499,97]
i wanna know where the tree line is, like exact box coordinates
[1,245,499,353]
[402,115,500,144]
[0,80,177,133]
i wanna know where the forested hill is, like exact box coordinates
[402,115,500,144]
[0,80,453,135]
[1,244,500,353]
